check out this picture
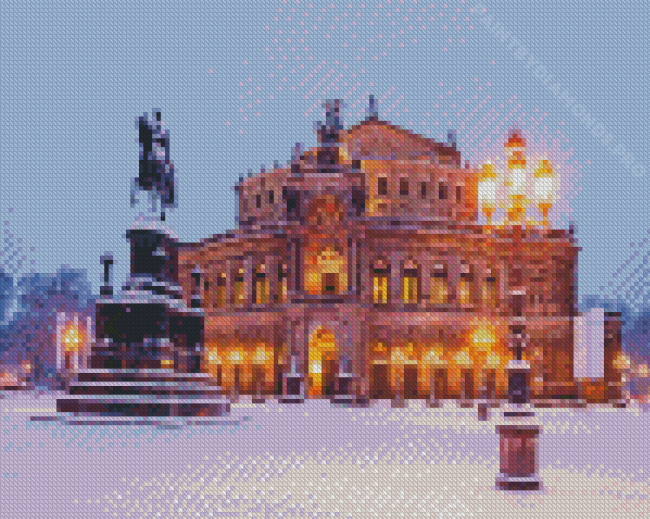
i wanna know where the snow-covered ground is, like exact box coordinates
[0,391,648,518]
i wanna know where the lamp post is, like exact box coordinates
[425,349,445,408]
[478,353,501,421]
[456,350,474,408]
[391,347,406,408]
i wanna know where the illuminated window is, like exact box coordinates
[216,273,226,308]
[373,268,389,304]
[378,177,388,196]
[278,265,288,303]
[483,275,498,308]
[459,273,473,305]
[430,265,449,305]
[254,264,268,305]
[403,268,418,304]
[234,268,245,304]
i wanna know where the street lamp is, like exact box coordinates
[495,330,543,491]
[455,350,474,408]
[425,348,445,408]
[533,158,556,227]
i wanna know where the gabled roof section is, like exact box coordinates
[340,118,462,166]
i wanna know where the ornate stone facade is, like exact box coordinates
[175,105,621,405]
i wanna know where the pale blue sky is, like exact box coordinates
[0,0,648,310]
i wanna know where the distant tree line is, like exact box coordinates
[0,266,95,389]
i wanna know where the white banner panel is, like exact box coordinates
[574,307,605,378]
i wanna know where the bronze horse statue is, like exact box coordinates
[131,109,176,221]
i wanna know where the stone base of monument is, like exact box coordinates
[495,424,542,491]
[57,370,230,417]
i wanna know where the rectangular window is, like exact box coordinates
[378,177,388,196]
[420,182,427,199]
[255,274,268,304]
[255,194,262,209]
[439,184,448,200]
[234,269,245,304]
[456,185,462,202]
[278,269,288,303]
[285,190,299,217]
[400,178,409,196]
[268,190,274,204]
[191,271,202,308]
[373,274,389,304]
[216,273,227,308]
[403,270,418,304]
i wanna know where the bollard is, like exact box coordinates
[495,424,542,490]
[478,402,489,421]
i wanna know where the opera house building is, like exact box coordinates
[171,100,624,407]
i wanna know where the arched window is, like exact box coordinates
[483,270,498,309]
[430,263,449,305]
[459,264,474,305]
[459,274,473,305]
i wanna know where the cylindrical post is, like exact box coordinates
[496,425,542,490]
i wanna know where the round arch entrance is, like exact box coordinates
[308,326,339,398]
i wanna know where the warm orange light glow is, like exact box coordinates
[472,326,496,352]
[62,325,83,352]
